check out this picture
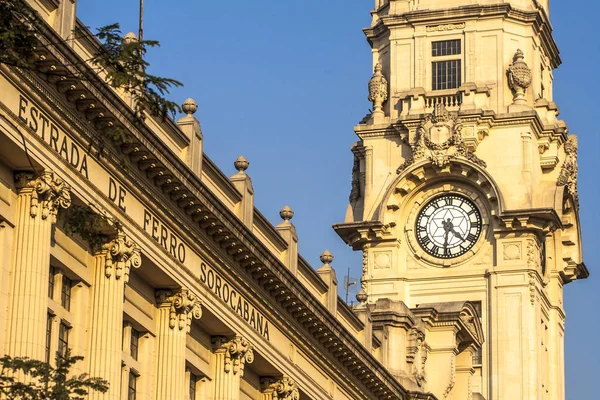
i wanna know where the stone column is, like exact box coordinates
[210,336,254,400]
[260,376,300,400]
[154,289,202,400]
[88,232,142,400]
[6,171,70,360]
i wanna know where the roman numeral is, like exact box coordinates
[466,233,478,243]
[431,245,440,254]
[420,236,431,246]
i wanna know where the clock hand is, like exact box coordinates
[450,228,463,240]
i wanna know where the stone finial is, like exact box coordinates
[234,155,249,173]
[123,32,138,44]
[182,98,198,115]
[368,62,388,116]
[507,49,532,105]
[356,289,368,304]
[279,205,294,222]
[320,250,334,265]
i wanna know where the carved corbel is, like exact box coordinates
[406,327,428,387]
[15,171,71,222]
[103,231,142,283]
[155,288,202,332]
[261,376,300,400]
[212,336,254,375]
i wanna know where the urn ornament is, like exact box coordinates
[507,49,532,105]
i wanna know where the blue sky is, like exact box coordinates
[77,1,598,397]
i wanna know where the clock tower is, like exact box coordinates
[334,1,588,399]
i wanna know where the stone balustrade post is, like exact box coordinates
[5,171,70,361]
[276,206,298,275]
[210,336,254,400]
[260,376,300,400]
[154,289,202,400]
[88,232,142,400]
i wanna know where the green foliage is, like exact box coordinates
[0,0,183,121]
[91,23,183,120]
[0,0,39,69]
[0,349,109,399]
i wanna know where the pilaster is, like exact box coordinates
[210,336,254,400]
[6,171,70,360]
[154,288,202,400]
[88,232,142,400]
[230,156,254,228]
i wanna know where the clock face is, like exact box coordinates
[415,194,482,259]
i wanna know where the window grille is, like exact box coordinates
[61,276,71,311]
[432,60,461,91]
[128,372,137,400]
[130,328,139,360]
[58,321,69,361]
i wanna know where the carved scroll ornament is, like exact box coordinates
[397,104,486,173]
[261,376,300,400]
[212,336,254,375]
[155,288,202,332]
[15,171,71,221]
[104,231,142,283]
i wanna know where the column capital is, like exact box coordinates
[155,288,202,332]
[260,376,300,400]
[101,232,142,283]
[15,171,71,221]
[211,336,254,375]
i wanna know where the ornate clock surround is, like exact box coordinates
[405,184,491,267]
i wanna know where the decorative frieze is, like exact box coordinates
[15,170,71,221]
[212,336,254,375]
[155,288,202,332]
[426,23,466,32]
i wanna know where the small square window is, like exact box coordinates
[61,276,72,311]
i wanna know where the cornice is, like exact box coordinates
[364,4,560,69]
[7,14,422,400]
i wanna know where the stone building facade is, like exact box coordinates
[334,0,586,399]
[0,1,584,400]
